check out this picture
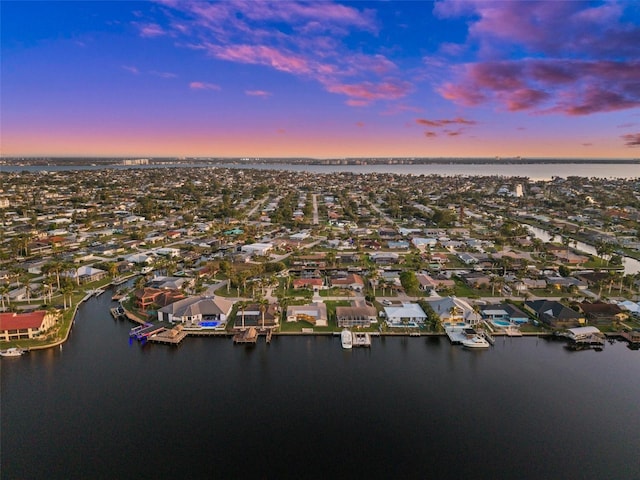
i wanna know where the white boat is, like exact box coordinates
[462,335,490,349]
[341,329,353,349]
[0,347,25,357]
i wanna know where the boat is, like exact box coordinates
[462,335,490,349]
[341,329,353,349]
[0,347,25,357]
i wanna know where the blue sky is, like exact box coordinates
[2,1,639,158]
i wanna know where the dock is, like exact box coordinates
[110,306,125,319]
[233,327,258,344]
[352,332,371,347]
[148,325,187,345]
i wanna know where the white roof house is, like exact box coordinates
[241,243,274,256]
[384,302,427,327]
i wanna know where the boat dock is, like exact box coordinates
[148,325,187,345]
[110,306,125,319]
[352,332,371,347]
[445,326,471,345]
[233,327,258,344]
[129,323,165,341]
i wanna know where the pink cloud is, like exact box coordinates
[245,90,272,97]
[276,128,286,134]
[189,81,221,91]
[326,80,412,106]
[150,71,177,79]
[121,65,139,75]
[356,121,365,128]
[441,59,640,115]
[424,131,437,138]
[136,22,167,38]
[621,133,640,147]
[206,44,311,74]
[434,2,640,116]
[416,117,477,127]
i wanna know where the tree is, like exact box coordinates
[0,284,10,310]
[259,298,269,330]
[399,271,419,294]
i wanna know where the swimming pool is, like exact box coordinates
[491,319,512,328]
[200,321,220,328]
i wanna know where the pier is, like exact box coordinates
[148,325,187,345]
[233,327,258,344]
[352,332,371,347]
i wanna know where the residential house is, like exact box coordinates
[480,303,529,324]
[292,278,323,290]
[462,272,491,289]
[415,273,455,292]
[235,303,279,330]
[158,295,233,329]
[331,273,364,291]
[134,287,185,312]
[524,300,584,329]
[577,302,627,326]
[429,296,481,325]
[336,300,377,328]
[241,242,273,256]
[286,303,328,327]
[0,310,57,341]
[384,302,427,327]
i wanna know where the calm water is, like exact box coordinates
[2,293,640,479]
[2,162,639,180]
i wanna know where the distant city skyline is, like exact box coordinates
[2,0,640,158]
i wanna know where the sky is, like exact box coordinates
[2,0,640,159]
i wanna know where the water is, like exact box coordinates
[526,225,640,275]
[2,162,639,180]
[2,293,640,479]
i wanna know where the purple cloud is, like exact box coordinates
[189,81,220,91]
[121,65,139,74]
[435,1,640,116]
[441,59,640,115]
[148,1,407,107]
[245,90,272,98]
[622,133,640,147]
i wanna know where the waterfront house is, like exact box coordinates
[429,296,481,325]
[524,300,584,329]
[577,302,627,326]
[286,303,328,326]
[134,287,185,312]
[64,266,107,284]
[336,300,377,328]
[158,295,233,328]
[0,310,57,341]
[235,303,279,329]
[384,302,427,327]
[480,303,529,324]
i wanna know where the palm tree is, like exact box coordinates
[259,298,269,330]
[62,283,74,309]
[21,275,32,304]
[237,301,247,330]
[0,284,10,310]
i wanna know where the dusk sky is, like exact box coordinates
[2,0,640,158]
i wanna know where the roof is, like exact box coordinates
[159,296,233,317]
[384,303,427,319]
[0,311,47,331]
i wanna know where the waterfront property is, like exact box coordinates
[158,295,233,329]
[480,303,529,325]
[336,300,377,328]
[384,302,427,328]
[429,296,481,326]
[524,300,585,329]
[286,302,328,326]
[0,310,57,341]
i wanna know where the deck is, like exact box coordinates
[352,332,371,347]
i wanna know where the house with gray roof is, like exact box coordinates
[158,295,233,328]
